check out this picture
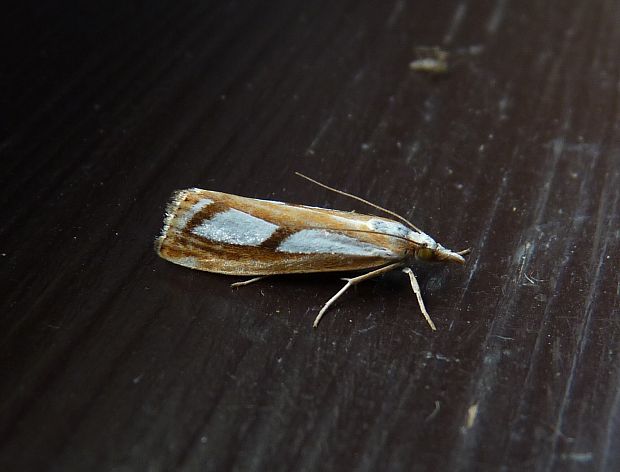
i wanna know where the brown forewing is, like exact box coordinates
[156,189,409,275]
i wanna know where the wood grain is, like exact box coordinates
[1,1,619,471]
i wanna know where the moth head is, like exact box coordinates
[415,243,467,264]
[406,230,468,264]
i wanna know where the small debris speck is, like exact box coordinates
[410,46,449,74]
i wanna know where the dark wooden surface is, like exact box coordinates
[2,1,619,471]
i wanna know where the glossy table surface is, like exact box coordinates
[1,1,619,470]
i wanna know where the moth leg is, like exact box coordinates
[401,267,436,331]
[313,262,404,328]
[231,276,267,288]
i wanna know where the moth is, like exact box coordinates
[156,173,469,329]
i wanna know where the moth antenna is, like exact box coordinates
[295,172,423,233]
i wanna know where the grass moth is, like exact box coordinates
[156,173,469,329]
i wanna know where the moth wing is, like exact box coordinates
[156,189,410,275]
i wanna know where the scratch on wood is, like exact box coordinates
[601,365,620,469]
[465,403,478,429]
[306,116,334,155]
[386,0,405,28]
[486,0,508,34]
[443,2,467,45]
[523,272,543,286]
[548,164,620,465]
[460,173,508,298]
[545,138,601,157]
[560,452,593,463]
[404,141,420,165]
[425,400,441,422]
[491,335,514,341]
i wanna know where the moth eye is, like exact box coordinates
[416,247,434,261]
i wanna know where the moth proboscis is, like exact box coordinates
[156,173,469,329]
